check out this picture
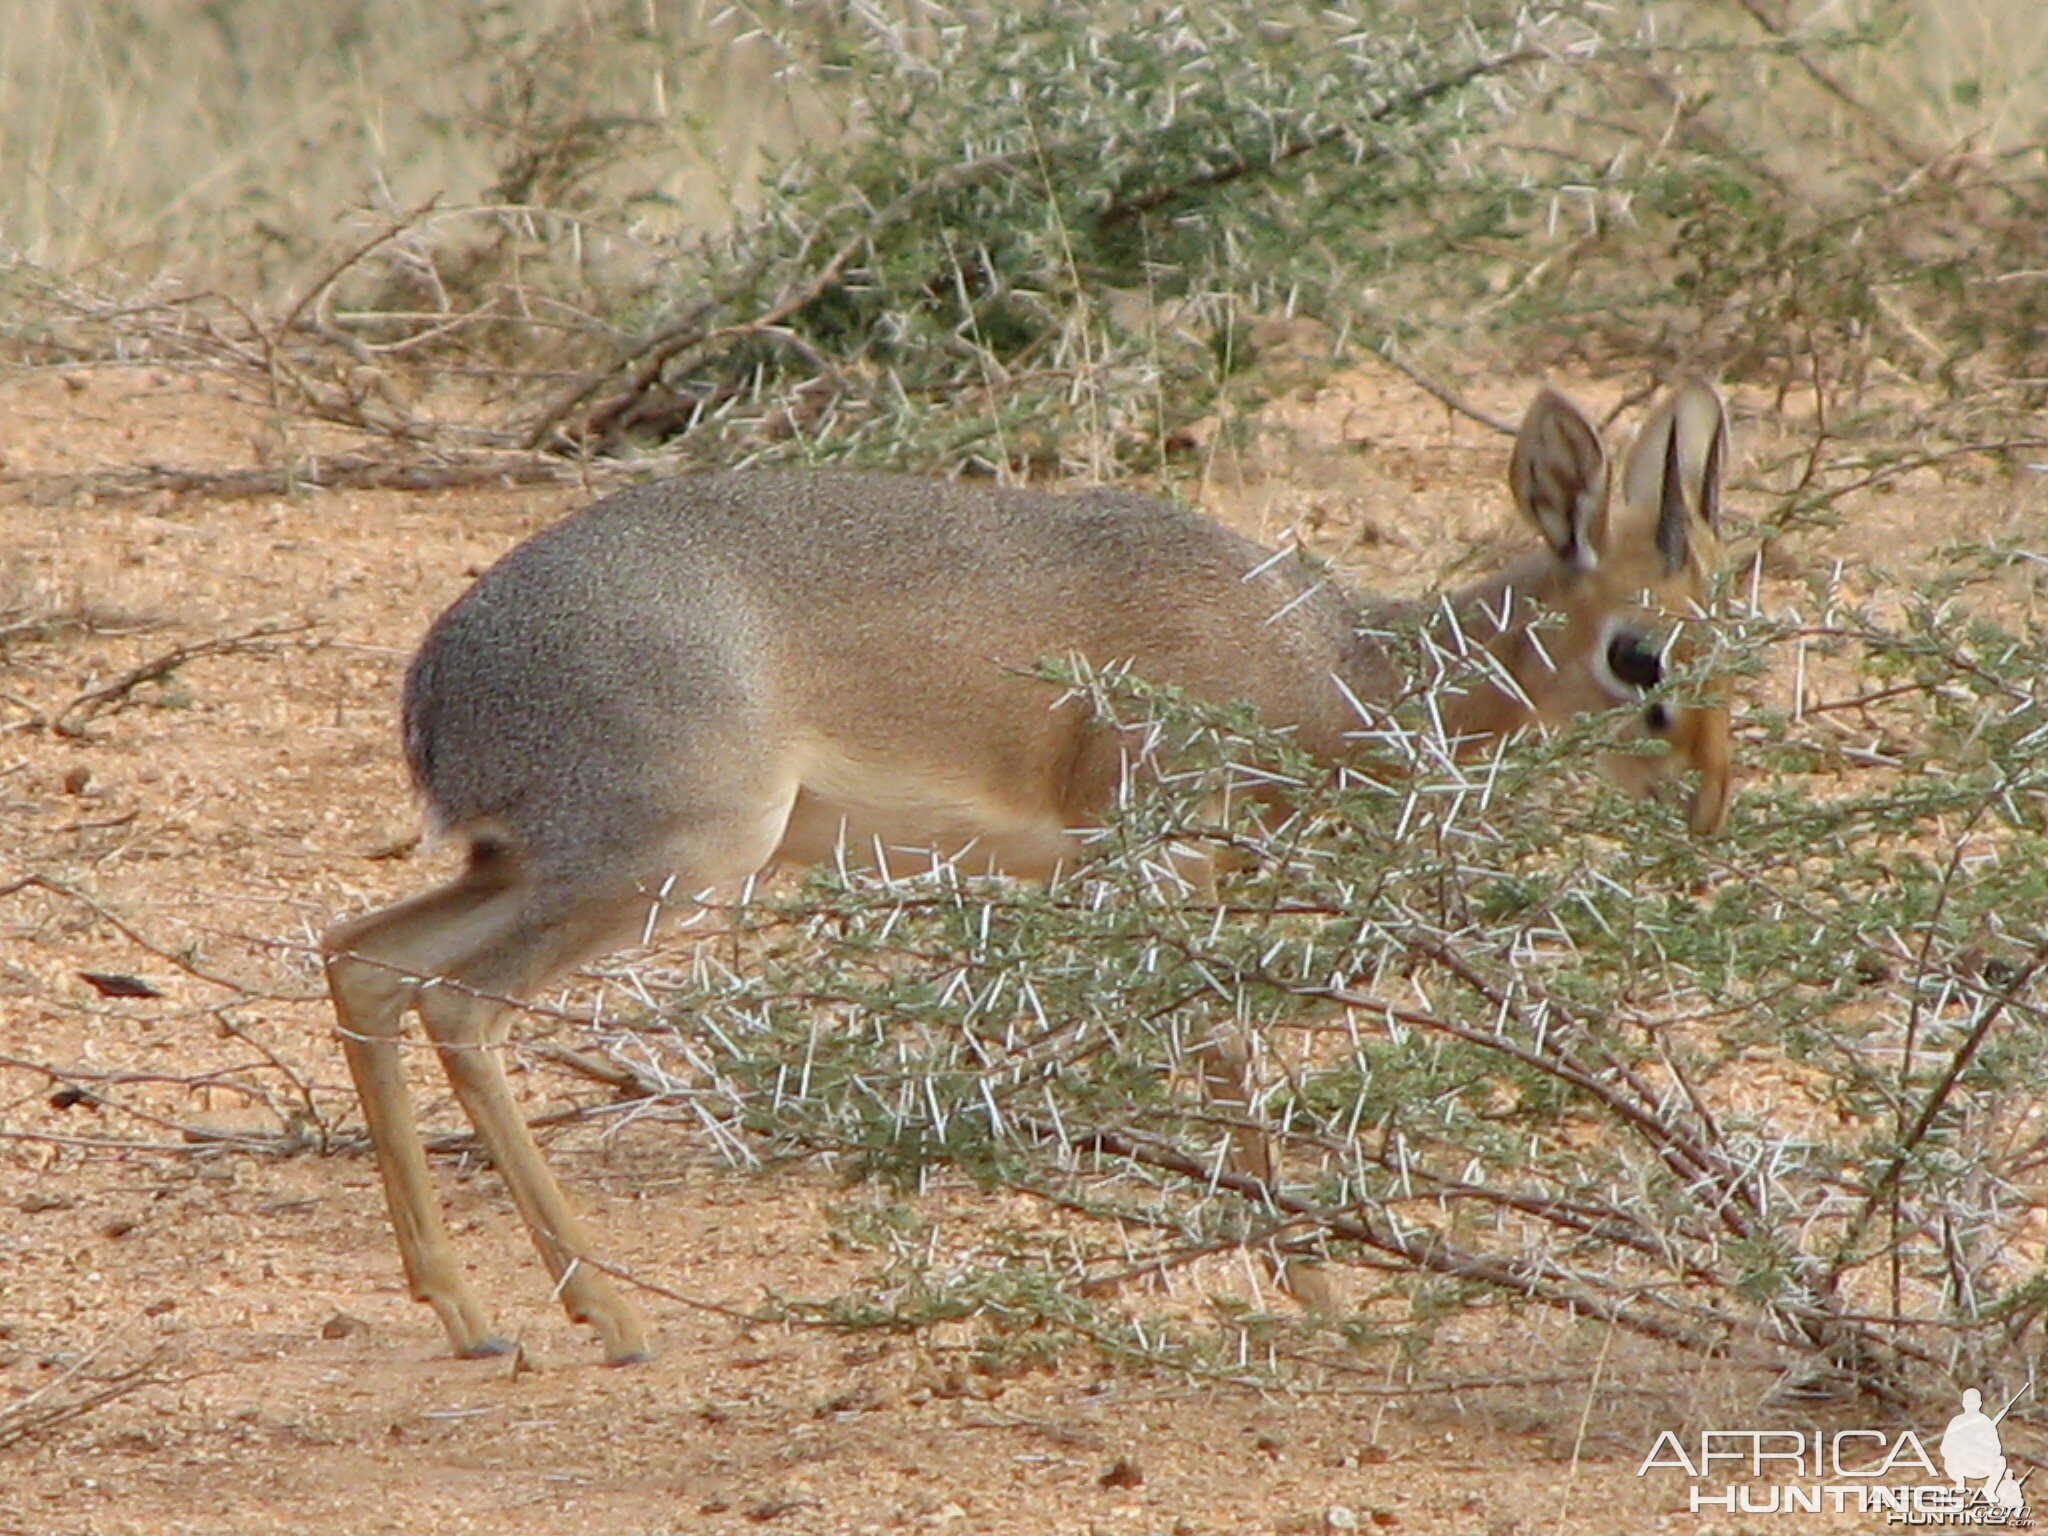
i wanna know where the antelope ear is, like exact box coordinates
[1509,388,1609,571]
[1621,378,1729,576]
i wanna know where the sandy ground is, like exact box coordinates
[2,362,2039,1535]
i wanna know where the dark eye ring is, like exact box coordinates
[1604,631,1674,734]
[1606,632,1665,692]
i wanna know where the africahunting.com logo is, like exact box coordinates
[1639,1387,2032,1525]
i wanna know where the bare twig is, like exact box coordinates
[1369,345,1517,436]
[49,621,311,738]
[0,1328,167,1451]
[17,453,589,504]
[0,873,314,1002]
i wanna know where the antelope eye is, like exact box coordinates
[1606,631,1664,692]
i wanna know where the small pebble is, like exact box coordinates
[1100,1457,1144,1490]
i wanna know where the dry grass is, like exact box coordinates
[0,0,826,284]
[5,2,2044,285]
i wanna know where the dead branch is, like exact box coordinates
[246,202,443,436]
[48,620,311,738]
[0,872,315,1003]
[211,1010,330,1142]
[0,1329,167,1452]
[0,1052,319,1156]
[1369,345,1517,436]
[534,1042,668,1097]
[0,615,58,646]
[18,452,591,505]
[274,202,439,358]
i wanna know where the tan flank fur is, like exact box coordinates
[324,380,1734,1362]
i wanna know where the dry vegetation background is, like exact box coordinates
[3,3,2048,1534]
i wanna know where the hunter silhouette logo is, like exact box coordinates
[1639,1384,2033,1523]
[1942,1389,2029,1516]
